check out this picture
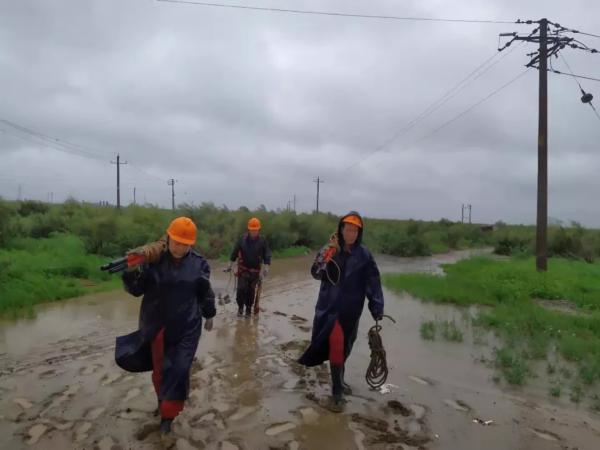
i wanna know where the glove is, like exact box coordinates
[204,318,213,331]
[374,313,383,322]
[261,265,270,279]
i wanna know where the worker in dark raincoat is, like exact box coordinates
[225,217,272,316]
[115,217,216,436]
[299,211,384,412]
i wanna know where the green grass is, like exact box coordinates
[495,347,530,385]
[383,256,600,386]
[550,386,561,397]
[420,321,436,340]
[441,320,464,342]
[0,234,120,316]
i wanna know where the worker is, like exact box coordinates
[298,211,384,412]
[115,216,216,438]
[225,217,271,316]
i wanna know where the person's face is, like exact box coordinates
[168,239,191,259]
[342,223,359,246]
[249,229,259,239]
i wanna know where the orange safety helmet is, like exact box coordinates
[247,217,261,231]
[342,215,363,228]
[167,217,197,245]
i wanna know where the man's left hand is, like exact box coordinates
[204,318,213,331]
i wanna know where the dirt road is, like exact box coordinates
[0,251,598,449]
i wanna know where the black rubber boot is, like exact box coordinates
[341,364,352,395]
[327,363,345,412]
[160,418,173,435]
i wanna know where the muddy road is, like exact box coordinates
[0,250,598,449]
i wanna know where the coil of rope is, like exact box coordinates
[366,314,396,389]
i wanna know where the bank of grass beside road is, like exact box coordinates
[0,234,121,317]
[383,256,600,396]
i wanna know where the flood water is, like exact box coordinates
[0,249,598,449]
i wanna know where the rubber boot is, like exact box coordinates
[160,418,173,434]
[341,364,352,396]
[324,363,344,413]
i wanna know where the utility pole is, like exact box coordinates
[167,179,177,211]
[498,18,592,271]
[293,194,296,213]
[468,204,472,224]
[133,187,136,206]
[535,19,549,272]
[110,153,127,209]
[313,177,324,213]
[461,204,464,224]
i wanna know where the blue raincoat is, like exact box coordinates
[115,249,215,401]
[299,212,384,367]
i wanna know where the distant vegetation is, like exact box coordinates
[1,197,599,315]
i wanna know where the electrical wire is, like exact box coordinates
[156,0,519,24]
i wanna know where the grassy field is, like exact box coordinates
[383,256,600,393]
[0,234,120,317]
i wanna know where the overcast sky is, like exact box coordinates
[1,0,599,225]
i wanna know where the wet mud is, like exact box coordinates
[0,250,598,449]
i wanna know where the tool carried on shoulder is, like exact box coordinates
[100,237,167,274]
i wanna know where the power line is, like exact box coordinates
[362,69,530,173]
[559,54,600,122]
[345,41,525,172]
[0,118,107,161]
[547,69,600,83]
[156,0,519,24]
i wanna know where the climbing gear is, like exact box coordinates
[100,236,167,274]
[167,216,197,245]
[365,315,396,389]
[247,217,261,231]
[315,233,342,285]
[342,215,363,228]
[253,279,262,314]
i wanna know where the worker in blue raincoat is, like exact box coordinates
[115,217,216,436]
[299,211,384,412]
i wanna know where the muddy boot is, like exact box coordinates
[341,365,352,396]
[328,363,345,412]
[159,418,173,435]
[244,306,252,317]
[160,418,175,448]
[319,395,345,413]
[237,307,243,316]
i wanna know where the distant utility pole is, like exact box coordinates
[461,204,472,224]
[293,194,296,213]
[133,187,136,206]
[499,19,597,271]
[110,153,127,209]
[313,177,324,213]
[167,179,177,211]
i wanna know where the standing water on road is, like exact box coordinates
[1,250,598,449]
